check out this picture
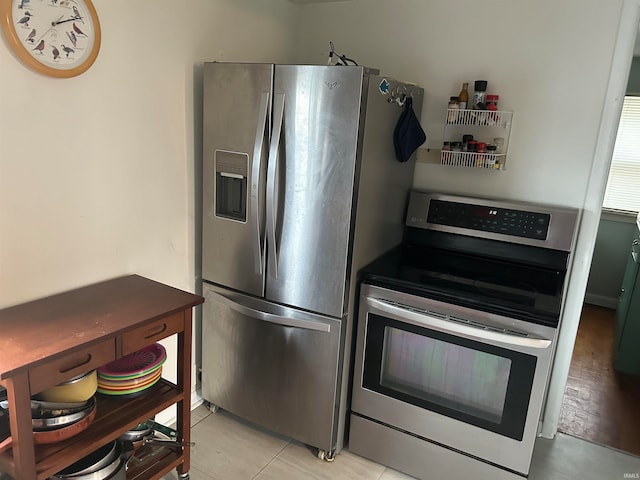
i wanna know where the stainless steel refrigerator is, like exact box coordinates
[201,62,423,458]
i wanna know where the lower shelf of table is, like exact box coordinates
[127,443,184,479]
[0,379,188,480]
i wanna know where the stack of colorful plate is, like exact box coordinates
[97,343,166,397]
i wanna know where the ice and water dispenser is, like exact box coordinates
[215,150,248,222]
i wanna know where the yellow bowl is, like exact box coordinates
[38,370,98,403]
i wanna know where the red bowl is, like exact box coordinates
[98,344,166,378]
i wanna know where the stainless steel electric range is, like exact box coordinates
[349,191,580,480]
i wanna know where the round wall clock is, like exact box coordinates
[0,0,101,78]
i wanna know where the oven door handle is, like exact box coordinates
[366,297,553,349]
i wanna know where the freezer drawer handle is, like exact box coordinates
[366,296,552,349]
[252,91,270,275]
[210,290,331,333]
[266,93,285,279]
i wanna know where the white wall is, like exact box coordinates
[0,0,297,303]
[0,0,298,418]
[294,0,629,436]
[295,0,620,206]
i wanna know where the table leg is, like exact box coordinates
[176,308,192,478]
[6,372,36,479]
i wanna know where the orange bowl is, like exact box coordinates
[98,369,161,391]
[97,366,161,389]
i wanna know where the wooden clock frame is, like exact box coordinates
[0,0,101,78]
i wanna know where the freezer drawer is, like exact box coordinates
[201,282,342,452]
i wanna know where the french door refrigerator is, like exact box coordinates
[201,62,423,458]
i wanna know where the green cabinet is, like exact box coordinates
[614,228,640,374]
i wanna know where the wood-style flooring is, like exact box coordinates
[558,303,640,456]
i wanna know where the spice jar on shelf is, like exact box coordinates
[493,137,505,153]
[486,95,499,111]
[447,97,459,123]
[457,83,469,110]
[472,80,488,110]
[462,134,473,152]
[486,145,497,169]
[475,142,487,168]
[442,142,451,165]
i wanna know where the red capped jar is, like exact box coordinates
[486,95,499,111]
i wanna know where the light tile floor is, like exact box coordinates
[163,405,640,480]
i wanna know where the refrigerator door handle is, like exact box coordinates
[209,290,331,333]
[251,91,270,275]
[267,93,285,279]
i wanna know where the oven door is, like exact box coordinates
[351,284,558,475]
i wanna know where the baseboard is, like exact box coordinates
[191,390,204,410]
[154,389,204,426]
[584,293,618,310]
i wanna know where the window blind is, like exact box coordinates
[603,96,640,213]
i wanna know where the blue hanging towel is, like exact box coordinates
[393,97,426,163]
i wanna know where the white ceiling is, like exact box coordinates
[288,0,346,3]
[286,3,639,56]
[286,2,640,56]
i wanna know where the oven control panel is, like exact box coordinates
[426,200,550,240]
[406,192,580,253]
[412,199,550,240]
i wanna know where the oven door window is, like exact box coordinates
[362,313,537,440]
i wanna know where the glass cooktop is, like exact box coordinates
[361,244,568,327]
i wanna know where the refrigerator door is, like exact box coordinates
[614,238,640,373]
[266,65,365,318]
[201,282,341,451]
[202,63,272,296]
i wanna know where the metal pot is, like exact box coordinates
[119,420,194,451]
[117,423,152,443]
[52,457,126,480]
[106,458,126,480]
[32,398,95,431]
[31,399,92,417]
[62,441,117,476]
[52,440,123,480]
[33,400,97,445]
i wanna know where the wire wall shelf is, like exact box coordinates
[442,109,514,171]
[440,151,506,170]
[445,109,513,127]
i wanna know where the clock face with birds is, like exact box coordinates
[0,0,101,78]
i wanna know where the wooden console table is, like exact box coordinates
[0,275,204,480]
